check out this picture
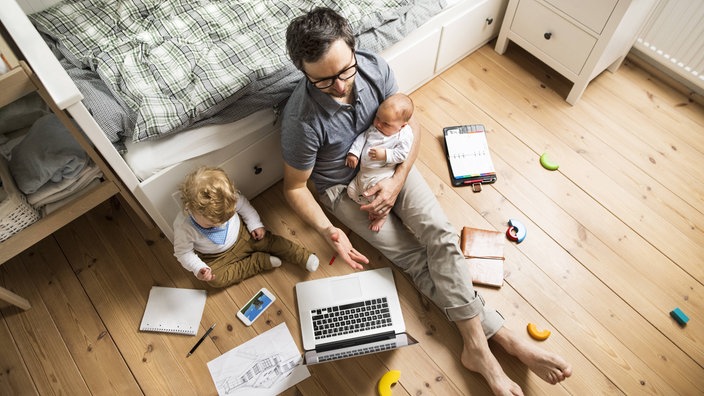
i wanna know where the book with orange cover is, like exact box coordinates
[460,227,505,287]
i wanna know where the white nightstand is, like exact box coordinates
[495,0,658,104]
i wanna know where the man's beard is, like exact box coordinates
[329,80,353,100]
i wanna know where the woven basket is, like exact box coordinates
[0,156,40,242]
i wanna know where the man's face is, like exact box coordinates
[302,40,356,99]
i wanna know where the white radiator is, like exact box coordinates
[632,0,704,91]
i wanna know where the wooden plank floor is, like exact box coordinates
[1,42,702,395]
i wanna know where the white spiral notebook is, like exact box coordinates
[139,286,207,336]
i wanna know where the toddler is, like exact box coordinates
[346,93,414,231]
[173,166,318,287]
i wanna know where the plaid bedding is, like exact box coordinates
[31,0,441,142]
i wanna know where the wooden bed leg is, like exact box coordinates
[114,189,155,229]
[0,286,31,310]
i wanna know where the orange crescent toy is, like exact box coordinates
[527,323,551,341]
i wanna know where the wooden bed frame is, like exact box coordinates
[3,0,508,241]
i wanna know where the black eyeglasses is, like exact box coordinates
[306,56,358,89]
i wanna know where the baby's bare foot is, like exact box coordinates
[369,215,387,232]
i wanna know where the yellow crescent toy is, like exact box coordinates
[377,370,401,396]
[527,323,551,341]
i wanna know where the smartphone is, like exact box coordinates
[236,288,276,326]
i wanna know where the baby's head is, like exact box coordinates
[180,166,237,228]
[373,93,414,136]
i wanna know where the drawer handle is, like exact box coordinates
[253,165,263,175]
[544,32,552,40]
[485,17,493,25]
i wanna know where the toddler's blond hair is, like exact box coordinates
[179,166,238,224]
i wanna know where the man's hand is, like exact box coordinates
[327,227,368,270]
[250,227,265,240]
[359,174,403,217]
[346,153,359,168]
[368,147,387,162]
[197,266,215,281]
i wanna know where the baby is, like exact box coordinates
[173,166,318,287]
[346,93,414,231]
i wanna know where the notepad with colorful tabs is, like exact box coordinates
[443,124,497,188]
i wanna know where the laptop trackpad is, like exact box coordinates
[331,277,362,300]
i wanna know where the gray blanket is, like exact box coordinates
[9,114,88,195]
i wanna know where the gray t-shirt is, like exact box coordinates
[281,51,398,193]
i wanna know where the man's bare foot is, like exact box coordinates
[491,327,572,385]
[458,318,524,395]
[461,345,524,396]
[369,214,387,232]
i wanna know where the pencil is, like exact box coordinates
[186,323,216,357]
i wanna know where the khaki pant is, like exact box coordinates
[199,221,312,288]
[321,166,504,337]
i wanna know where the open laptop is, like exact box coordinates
[296,267,417,364]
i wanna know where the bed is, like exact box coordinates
[2,0,507,241]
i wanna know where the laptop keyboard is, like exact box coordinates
[318,341,396,362]
[312,297,392,340]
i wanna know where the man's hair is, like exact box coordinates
[179,166,237,224]
[286,7,355,70]
[381,93,414,123]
